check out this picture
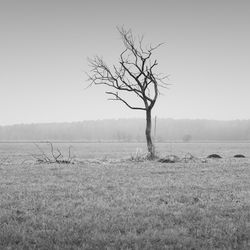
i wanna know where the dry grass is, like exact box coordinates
[0,153,250,249]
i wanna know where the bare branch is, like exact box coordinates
[34,143,51,162]
[106,91,146,110]
[68,146,73,162]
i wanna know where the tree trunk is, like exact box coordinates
[145,108,155,159]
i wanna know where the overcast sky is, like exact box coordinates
[1,0,250,125]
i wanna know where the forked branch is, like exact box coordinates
[106,91,146,110]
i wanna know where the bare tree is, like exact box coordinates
[87,27,168,159]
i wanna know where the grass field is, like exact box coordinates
[0,143,250,249]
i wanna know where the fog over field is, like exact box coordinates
[1,118,250,142]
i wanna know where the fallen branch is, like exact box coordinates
[31,142,75,164]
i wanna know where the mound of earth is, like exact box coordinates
[233,154,246,158]
[207,154,222,159]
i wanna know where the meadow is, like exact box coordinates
[0,142,250,249]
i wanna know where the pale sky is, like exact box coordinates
[1,0,250,125]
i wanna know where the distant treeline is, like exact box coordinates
[0,118,250,142]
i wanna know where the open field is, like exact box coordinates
[1,142,250,160]
[0,143,250,249]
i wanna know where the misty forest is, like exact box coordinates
[1,118,250,142]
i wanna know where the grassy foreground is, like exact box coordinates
[0,158,250,249]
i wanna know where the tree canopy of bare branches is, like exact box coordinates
[87,27,168,158]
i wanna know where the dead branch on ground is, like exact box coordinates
[31,142,75,164]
